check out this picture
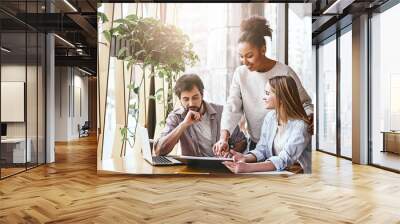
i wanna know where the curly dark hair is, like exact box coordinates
[238,16,272,48]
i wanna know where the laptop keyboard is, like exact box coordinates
[152,156,173,164]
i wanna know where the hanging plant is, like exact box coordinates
[101,12,198,148]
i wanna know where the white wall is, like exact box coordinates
[1,65,26,142]
[55,67,89,141]
[73,73,89,137]
[1,65,35,138]
[55,66,69,141]
[1,63,46,163]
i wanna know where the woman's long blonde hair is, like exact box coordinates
[268,76,310,125]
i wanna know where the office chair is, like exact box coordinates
[79,121,90,138]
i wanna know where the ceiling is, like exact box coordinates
[0,0,97,75]
[311,0,390,44]
[1,0,395,74]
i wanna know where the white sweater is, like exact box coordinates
[221,62,314,143]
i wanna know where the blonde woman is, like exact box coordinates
[223,76,312,173]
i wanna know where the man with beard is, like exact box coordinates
[154,74,247,157]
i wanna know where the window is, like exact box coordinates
[288,4,316,151]
[288,3,314,101]
[0,0,46,179]
[264,4,281,61]
[339,28,352,158]
[317,36,337,154]
[371,3,400,171]
[102,58,116,159]
[174,3,229,104]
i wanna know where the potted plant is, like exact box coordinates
[100,13,198,148]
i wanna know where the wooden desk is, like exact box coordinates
[1,138,32,163]
[98,151,230,175]
[97,150,295,176]
[381,131,400,154]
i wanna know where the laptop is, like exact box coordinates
[171,155,233,168]
[138,126,182,166]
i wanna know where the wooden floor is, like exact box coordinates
[1,163,45,178]
[1,167,26,178]
[1,136,400,223]
[372,150,400,171]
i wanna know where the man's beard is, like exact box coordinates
[184,101,203,113]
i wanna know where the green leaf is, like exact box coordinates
[124,56,133,62]
[133,87,140,94]
[128,105,136,110]
[102,30,111,43]
[127,83,135,90]
[125,14,138,21]
[113,24,127,35]
[128,103,137,109]
[120,127,128,141]
[117,47,127,58]
[127,61,134,70]
[113,18,128,24]
[135,49,146,57]
[97,12,108,23]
